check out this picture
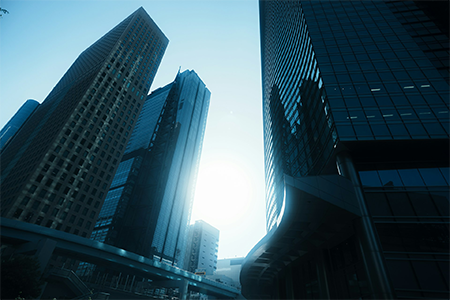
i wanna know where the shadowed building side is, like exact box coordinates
[0,99,40,152]
[241,1,449,299]
[0,7,168,241]
[88,70,210,268]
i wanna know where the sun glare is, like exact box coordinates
[192,160,253,225]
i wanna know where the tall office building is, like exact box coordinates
[90,70,210,266]
[241,1,449,299]
[0,99,40,151]
[184,220,220,275]
[0,7,168,239]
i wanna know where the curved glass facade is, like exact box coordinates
[242,1,449,299]
[260,1,336,231]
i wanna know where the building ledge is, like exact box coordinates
[240,174,361,299]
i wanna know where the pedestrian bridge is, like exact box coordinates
[0,217,240,299]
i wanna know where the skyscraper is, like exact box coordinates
[90,70,210,266]
[184,220,220,275]
[0,7,168,239]
[241,1,449,299]
[0,99,39,151]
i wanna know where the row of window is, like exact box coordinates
[337,121,448,140]
[359,168,449,188]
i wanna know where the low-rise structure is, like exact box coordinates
[184,220,219,275]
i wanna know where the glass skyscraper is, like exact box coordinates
[0,99,39,151]
[241,1,449,299]
[89,70,210,267]
[0,7,168,239]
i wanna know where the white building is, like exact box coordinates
[184,220,219,275]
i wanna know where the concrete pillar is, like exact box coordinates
[284,266,294,298]
[178,279,189,300]
[158,279,189,300]
[15,238,57,274]
[315,250,330,299]
[336,152,394,299]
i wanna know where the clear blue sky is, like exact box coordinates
[0,0,266,259]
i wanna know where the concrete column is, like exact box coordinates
[15,238,57,274]
[336,152,394,299]
[158,279,189,300]
[315,250,330,299]
[178,279,189,300]
[284,266,294,298]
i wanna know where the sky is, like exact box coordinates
[0,0,266,259]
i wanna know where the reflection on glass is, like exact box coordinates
[398,169,425,186]
[439,167,449,184]
[378,170,403,186]
[359,171,382,186]
[419,168,447,186]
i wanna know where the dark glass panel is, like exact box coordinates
[374,96,393,107]
[364,109,383,120]
[359,171,381,187]
[429,191,449,216]
[376,223,404,251]
[336,125,355,138]
[405,123,428,137]
[424,94,445,105]
[419,168,447,186]
[386,192,415,216]
[390,95,409,106]
[344,98,360,108]
[377,71,395,81]
[386,260,419,289]
[359,97,376,107]
[438,261,449,287]
[408,192,439,216]
[355,85,371,95]
[398,169,425,186]
[412,261,448,291]
[423,122,447,136]
[378,170,403,186]
[333,111,349,121]
[388,124,409,137]
[370,124,390,136]
[378,223,449,253]
[433,107,450,119]
[397,108,417,119]
[439,167,449,184]
[364,193,392,216]
[384,83,401,93]
[407,95,426,105]
[354,125,372,137]
[380,109,399,121]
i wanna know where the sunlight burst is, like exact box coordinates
[193,160,253,225]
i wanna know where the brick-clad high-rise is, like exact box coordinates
[0,7,168,239]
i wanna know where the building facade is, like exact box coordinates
[184,220,220,275]
[0,7,168,239]
[212,257,244,290]
[241,1,449,299]
[89,70,210,267]
[0,99,40,151]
